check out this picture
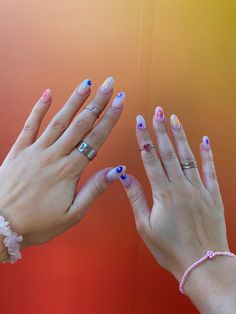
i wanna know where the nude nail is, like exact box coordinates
[136,115,146,129]
[77,79,92,96]
[155,106,165,122]
[101,76,115,94]
[106,165,126,182]
[170,114,181,130]
[41,89,52,104]
[112,92,126,109]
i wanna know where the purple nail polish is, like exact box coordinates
[136,115,146,129]
[155,106,165,122]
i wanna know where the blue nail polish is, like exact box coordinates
[120,174,127,180]
[116,166,123,173]
[87,80,92,86]
[117,92,123,97]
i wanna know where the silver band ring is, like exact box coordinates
[76,141,97,161]
[84,106,101,118]
[181,161,198,170]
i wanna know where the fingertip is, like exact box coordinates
[105,165,127,182]
[40,88,52,105]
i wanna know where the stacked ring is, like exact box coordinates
[181,161,198,170]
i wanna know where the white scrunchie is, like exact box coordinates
[0,216,23,263]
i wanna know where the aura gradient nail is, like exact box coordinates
[155,106,165,122]
[106,165,126,182]
[112,92,126,109]
[170,114,181,130]
[202,135,210,150]
[101,76,114,94]
[41,89,51,104]
[77,79,91,96]
[119,173,132,188]
[136,115,146,129]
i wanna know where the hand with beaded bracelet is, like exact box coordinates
[0,77,127,263]
[120,109,236,314]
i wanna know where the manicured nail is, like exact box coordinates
[112,92,126,109]
[202,135,210,150]
[41,89,52,104]
[155,106,165,122]
[170,114,181,130]
[101,76,115,94]
[77,79,92,96]
[106,165,126,182]
[136,115,146,129]
[119,173,132,188]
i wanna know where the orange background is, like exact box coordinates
[0,1,236,313]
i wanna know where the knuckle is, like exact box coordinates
[161,149,176,162]
[143,150,157,166]
[128,189,143,206]
[208,170,217,180]
[23,122,38,133]
[51,119,67,131]
[89,129,105,146]
[73,118,90,133]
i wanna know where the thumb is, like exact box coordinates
[119,173,150,233]
[67,165,126,221]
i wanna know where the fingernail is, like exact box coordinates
[112,92,126,109]
[170,114,181,130]
[41,89,52,104]
[77,79,92,96]
[202,135,210,150]
[119,173,132,188]
[136,115,146,129]
[101,76,115,94]
[106,165,126,182]
[155,106,165,122]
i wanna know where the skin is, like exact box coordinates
[120,109,236,314]
[0,77,125,259]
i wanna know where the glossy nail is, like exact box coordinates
[112,92,126,109]
[170,114,181,130]
[119,173,132,188]
[202,135,210,150]
[41,89,52,104]
[136,115,146,129]
[106,165,126,182]
[77,79,92,96]
[101,76,115,94]
[155,106,165,122]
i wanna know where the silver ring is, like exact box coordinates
[181,161,198,170]
[84,106,101,118]
[76,141,97,161]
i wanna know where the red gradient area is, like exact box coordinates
[0,1,235,313]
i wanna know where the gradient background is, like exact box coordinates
[0,0,236,313]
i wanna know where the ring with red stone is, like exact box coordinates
[139,144,155,152]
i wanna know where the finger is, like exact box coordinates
[136,115,168,192]
[51,77,115,155]
[169,114,202,186]
[66,165,126,220]
[67,91,125,173]
[119,173,150,233]
[200,136,221,198]
[153,106,184,182]
[12,89,52,152]
[36,79,92,147]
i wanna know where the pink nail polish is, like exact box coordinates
[112,92,126,109]
[77,79,92,96]
[41,89,51,104]
[101,76,115,95]
[136,115,146,129]
[155,106,165,122]
[202,135,210,150]
[119,173,132,188]
[170,114,181,130]
[106,165,126,182]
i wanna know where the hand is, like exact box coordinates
[0,77,126,256]
[119,107,236,313]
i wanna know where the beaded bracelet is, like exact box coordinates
[0,215,23,264]
[179,250,236,294]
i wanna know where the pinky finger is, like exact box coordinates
[200,136,221,197]
[13,89,52,151]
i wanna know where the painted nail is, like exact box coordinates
[202,135,210,150]
[106,165,126,182]
[112,92,126,109]
[136,115,146,129]
[41,89,51,104]
[170,114,181,130]
[155,106,165,122]
[101,76,115,94]
[119,173,132,188]
[77,79,92,96]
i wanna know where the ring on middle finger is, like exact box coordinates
[84,105,101,118]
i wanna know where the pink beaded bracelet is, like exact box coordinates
[179,250,236,294]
